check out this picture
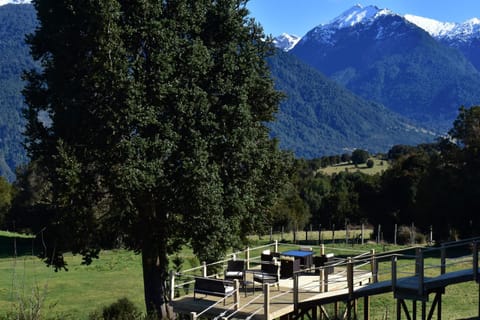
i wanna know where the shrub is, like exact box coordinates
[396,225,426,245]
[366,159,374,168]
[89,298,142,320]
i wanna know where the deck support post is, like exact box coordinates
[412,300,417,320]
[264,283,271,320]
[169,270,175,301]
[334,301,339,319]
[364,295,370,320]
[422,300,426,320]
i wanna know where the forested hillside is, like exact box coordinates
[291,10,480,130]
[268,51,434,157]
[0,4,36,181]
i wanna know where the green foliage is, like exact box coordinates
[0,177,13,226]
[22,0,290,315]
[89,298,142,320]
[267,50,433,158]
[366,159,374,168]
[351,149,369,165]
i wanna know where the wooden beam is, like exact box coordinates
[364,296,370,320]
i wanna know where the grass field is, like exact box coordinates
[319,159,390,175]
[1,231,479,319]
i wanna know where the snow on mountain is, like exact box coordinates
[0,0,30,5]
[273,33,300,52]
[299,4,397,46]
[404,15,456,38]
[405,14,480,43]
[328,4,392,29]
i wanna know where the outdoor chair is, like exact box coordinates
[224,259,245,282]
[253,262,280,291]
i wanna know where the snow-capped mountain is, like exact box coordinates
[0,0,30,5]
[273,33,300,51]
[289,4,480,129]
[405,14,480,43]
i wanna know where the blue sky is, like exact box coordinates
[247,0,480,37]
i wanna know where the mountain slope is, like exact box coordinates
[0,4,37,181]
[406,15,480,71]
[290,5,480,130]
[267,51,434,158]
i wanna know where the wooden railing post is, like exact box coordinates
[370,249,377,283]
[416,248,424,296]
[473,241,479,282]
[202,261,207,277]
[319,268,325,293]
[234,279,240,310]
[274,240,278,253]
[264,283,271,320]
[246,247,250,270]
[169,270,175,301]
[294,273,299,310]
[391,255,397,294]
[347,257,354,297]
[441,244,446,275]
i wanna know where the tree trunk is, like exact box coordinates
[142,242,174,319]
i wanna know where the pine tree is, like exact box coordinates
[23,0,290,316]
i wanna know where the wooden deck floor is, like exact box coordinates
[172,270,373,319]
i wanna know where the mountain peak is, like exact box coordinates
[0,0,30,5]
[329,4,393,29]
[273,33,301,52]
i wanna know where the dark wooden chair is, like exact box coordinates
[224,260,245,282]
[280,258,301,279]
[253,263,280,291]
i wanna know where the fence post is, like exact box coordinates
[169,270,175,301]
[190,312,197,320]
[370,249,377,283]
[264,283,271,320]
[274,240,278,253]
[394,224,397,246]
[361,223,365,245]
[246,247,250,270]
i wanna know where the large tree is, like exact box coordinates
[22,0,290,317]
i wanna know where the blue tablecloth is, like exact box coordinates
[281,250,313,258]
[281,250,313,268]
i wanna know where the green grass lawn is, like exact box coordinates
[1,232,479,319]
[319,159,389,176]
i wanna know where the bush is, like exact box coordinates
[366,159,374,168]
[89,298,142,320]
[396,225,426,245]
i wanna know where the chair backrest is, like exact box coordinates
[227,260,245,272]
[261,262,279,275]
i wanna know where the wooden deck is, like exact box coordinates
[172,270,373,319]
